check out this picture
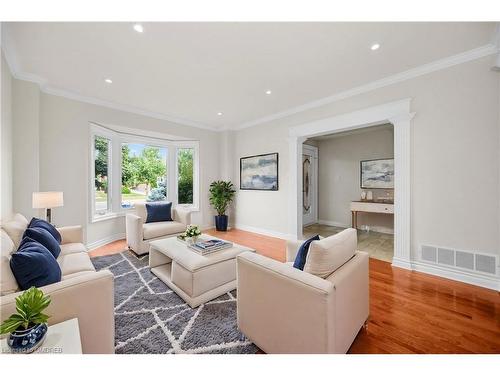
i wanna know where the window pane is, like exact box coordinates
[177,148,194,204]
[94,136,110,214]
[121,143,167,208]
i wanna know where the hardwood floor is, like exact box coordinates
[90,229,500,354]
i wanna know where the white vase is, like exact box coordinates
[367,191,373,201]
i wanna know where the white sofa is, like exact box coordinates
[126,202,191,255]
[236,228,369,354]
[0,214,115,354]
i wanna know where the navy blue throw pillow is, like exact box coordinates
[28,217,61,244]
[145,202,173,223]
[23,227,61,258]
[293,235,320,271]
[10,237,62,290]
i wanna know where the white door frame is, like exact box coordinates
[288,98,415,269]
[302,144,318,226]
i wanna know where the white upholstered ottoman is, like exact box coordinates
[149,235,255,308]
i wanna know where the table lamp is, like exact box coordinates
[32,192,64,223]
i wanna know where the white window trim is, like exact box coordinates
[174,141,200,212]
[89,125,115,222]
[89,123,200,223]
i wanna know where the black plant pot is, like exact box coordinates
[214,215,228,231]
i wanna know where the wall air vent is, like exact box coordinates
[420,245,498,276]
[421,245,437,262]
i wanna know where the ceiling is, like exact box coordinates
[2,22,496,130]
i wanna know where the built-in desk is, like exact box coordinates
[350,201,394,229]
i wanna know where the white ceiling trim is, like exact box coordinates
[2,40,498,133]
[234,43,499,130]
[1,44,218,132]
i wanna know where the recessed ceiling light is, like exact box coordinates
[133,24,144,33]
[265,90,272,95]
[104,78,112,84]
[217,112,223,116]
[371,43,380,51]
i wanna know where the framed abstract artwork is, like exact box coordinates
[240,153,279,191]
[360,158,394,189]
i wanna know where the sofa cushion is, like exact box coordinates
[23,227,61,258]
[1,230,19,295]
[57,252,95,277]
[143,221,186,240]
[145,201,173,223]
[60,242,87,256]
[1,213,29,248]
[10,237,62,290]
[303,228,357,279]
[293,235,320,270]
[29,217,62,244]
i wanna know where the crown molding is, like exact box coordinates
[3,38,498,134]
[1,43,219,133]
[235,43,499,130]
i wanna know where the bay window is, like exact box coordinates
[90,123,199,222]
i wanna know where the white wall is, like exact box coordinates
[1,52,13,220]
[12,79,39,218]
[315,126,394,232]
[230,55,500,260]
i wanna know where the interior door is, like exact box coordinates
[302,144,318,226]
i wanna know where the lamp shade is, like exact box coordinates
[32,192,64,209]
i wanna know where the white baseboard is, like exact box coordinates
[409,260,500,291]
[317,219,394,235]
[232,223,294,240]
[317,220,349,228]
[86,233,125,251]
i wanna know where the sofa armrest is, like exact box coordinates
[286,240,304,262]
[325,251,369,353]
[173,206,191,226]
[236,252,334,353]
[58,225,83,245]
[0,270,114,353]
[126,213,143,250]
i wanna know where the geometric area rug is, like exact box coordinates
[91,250,259,354]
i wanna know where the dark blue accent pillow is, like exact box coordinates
[293,235,320,271]
[23,227,61,258]
[28,217,61,244]
[145,202,173,223]
[10,237,62,290]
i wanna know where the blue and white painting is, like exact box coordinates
[240,153,278,190]
[361,158,394,189]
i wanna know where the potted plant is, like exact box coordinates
[209,180,236,231]
[0,287,51,353]
[184,224,202,244]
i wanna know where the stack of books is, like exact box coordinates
[188,239,233,255]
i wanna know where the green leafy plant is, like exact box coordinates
[0,287,51,334]
[209,180,236,216]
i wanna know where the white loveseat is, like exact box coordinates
[0,214,115,354]
[126,202,191,255]
[236,228,369,354]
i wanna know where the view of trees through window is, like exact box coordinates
[94,136,110,214]
[93,130,197,217]
[121,143,167,208]
[177,148,194,204]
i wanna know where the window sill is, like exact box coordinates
[91,212,125,223]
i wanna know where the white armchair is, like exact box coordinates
[126,202,191,255]
[236,229,369,354]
